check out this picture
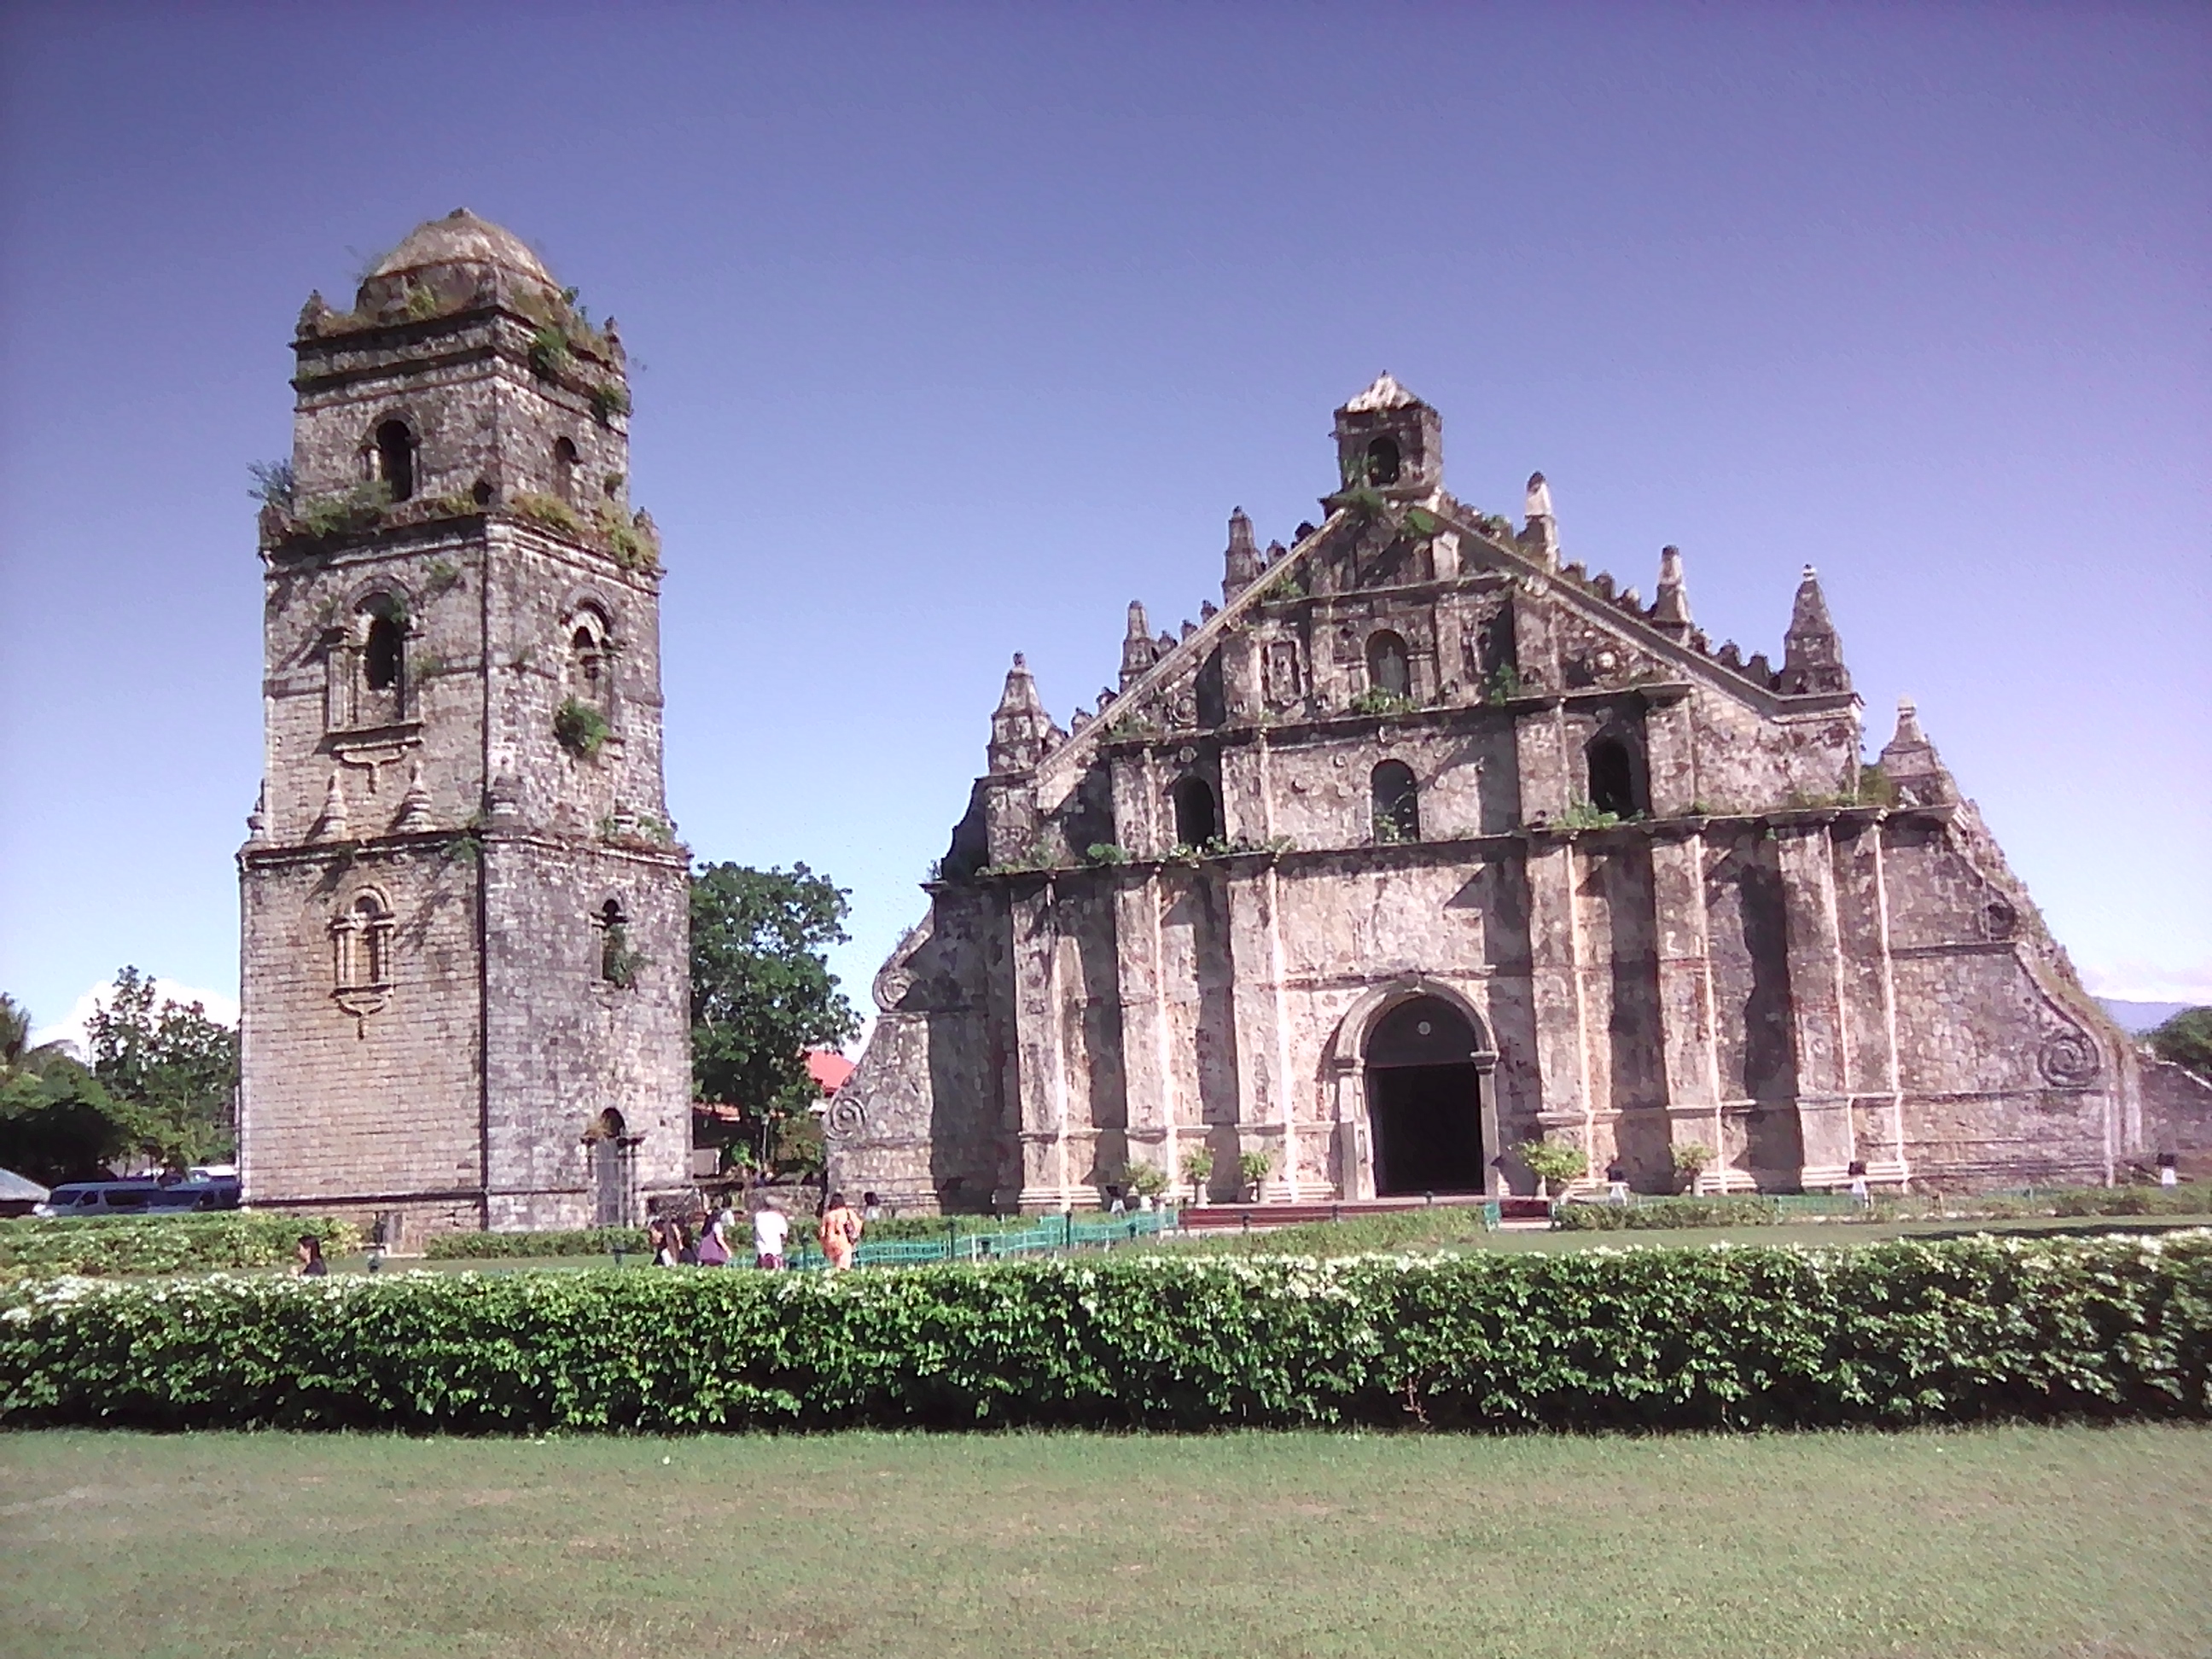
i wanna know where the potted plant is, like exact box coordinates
[1518,1137,1588,1201]
[1237,1149,1273,1201]
[1179,1144,1214,1205]
[1670,1140,1714,1195]
[1121,1160,1170,1209]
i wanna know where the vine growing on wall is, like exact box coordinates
[554,697,610,759]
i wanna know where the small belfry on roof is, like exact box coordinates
[1342,370,1423,412]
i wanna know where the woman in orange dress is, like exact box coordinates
[818,1190,863,1272]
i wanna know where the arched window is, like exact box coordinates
[1365,630,1411,698]
[552,436,579,503]
[1171,776,1218,848]
[1586,736,1639,818]
[364,614,403,692]
[598,899,637,986]
[566,608,611,707]
[332,892,394,990]
[375,420,415,501]
[1365,435,1401,486]
[1371,760,1420,844]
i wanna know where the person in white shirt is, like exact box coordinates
[751,1200,790,1269]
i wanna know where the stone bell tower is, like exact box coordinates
[237,210,691,1236]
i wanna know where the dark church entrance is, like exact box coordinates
[1365,997,1488,1196]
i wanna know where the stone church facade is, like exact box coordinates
[830,374,2148,1209]
[237,212,691,1236]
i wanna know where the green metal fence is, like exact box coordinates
[785,1206,1178,1272]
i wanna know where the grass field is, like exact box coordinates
[3,1426,2207,1658]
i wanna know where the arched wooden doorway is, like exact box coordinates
[1365,996,1490,1196]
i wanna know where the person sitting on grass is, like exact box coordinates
[294,1234,328,1277]
[819,1190,863,1272]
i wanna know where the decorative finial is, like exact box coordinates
[1120,602,1156,689]
[1778,566,1849,696]
[1879,695,1953,805]
[988,652,1051,773]
[1651,545,1692,636]
[311,771,349,841]
[1223,508,1261,600]
[392,760,435,833]
[1522,472,1558,565]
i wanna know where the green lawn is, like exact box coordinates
[3,1426,2207,1658]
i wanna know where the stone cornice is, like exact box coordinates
[237,826,686,871]
[934,800,1956,889]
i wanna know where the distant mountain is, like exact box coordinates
[2099,999,2195,1035]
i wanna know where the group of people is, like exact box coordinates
[644,1190,871,1272]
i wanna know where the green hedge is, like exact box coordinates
[3,1233,2204,1432]
[1556,1186,2212,1231]
[1554,1196,1784,1231]
[2051,1186,2212,1217]
[423,1227,649,1260]
[0,1214,361,1278]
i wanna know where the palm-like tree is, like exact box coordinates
[1,994,79,1080]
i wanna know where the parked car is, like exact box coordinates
[34,1178,241,1216]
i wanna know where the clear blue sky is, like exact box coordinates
[3,1,2207,1042]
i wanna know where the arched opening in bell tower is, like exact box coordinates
[1365,996,1486,1196]
[364,615,403,693]
[1364,435,1401,486]
[374,420,416,501]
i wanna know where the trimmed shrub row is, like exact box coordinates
[2050,1185,2211,1217]
[1554,1196,1784,1231]
[0,1214,361,1278]
[423,1226,649,1260]
[1554,1185,2212,1231]
[3,1233,2205,1433]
